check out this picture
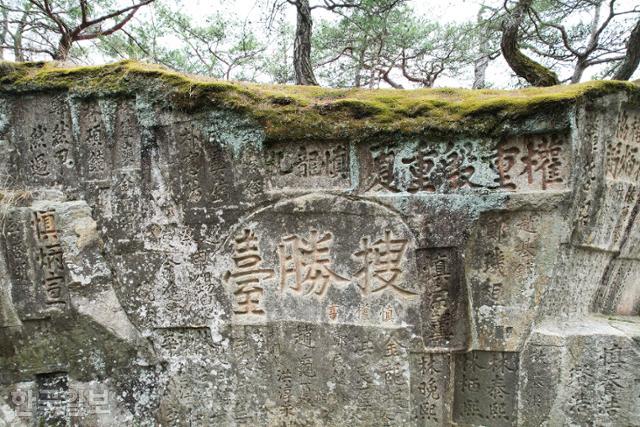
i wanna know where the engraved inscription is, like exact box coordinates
[176,122,205,204]
[425,251,455,345]
[372,142,481,192]
[3,212,30,285]
[224,229,275,315]
[352,230,415,297]
[412,353,451,426]
[417,247,467,348]
[453,352,519,427]
[370,134,569,193]
[31,209,67,306]
[607,110,640,182]
[80,105,108,179]
[22,97,75,184]
[217,227,418,302]
[566,342,628,422]
[265,142,350,189]
[277,229,348,297]
[495,134,566,190]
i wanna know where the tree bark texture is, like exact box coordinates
[473,55,489,89]
[293,0,319,85]
[613,18,640,81]
[501,0,559,87]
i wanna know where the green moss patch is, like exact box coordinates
[0,60,638,141]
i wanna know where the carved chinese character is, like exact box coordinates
[484,218,509,242]
[381,361,405,386]
[385,338,400,357]
[277,229,348,297]
[461,372,480,393]
[489,401,509,420]
[431,309,453,342]
[488,283,502,304]
[418,377,440,400]
[517,214,538,234]
[417,402,438,422]
[420,354,441,377]
[277,368,294,417]
[328,304,338,321]
[520,136,564,190]
[444,149,477,190]
[352,230,415,297]
[372,147,400,191]
[383,305,394,322]
[494,144,520,190]
[483,247,505,275]
[38,244,64,272]
[490,352,517,374]
[358,303,370,320]
[44,276,65,304]
[328,144,349,178]
[33,210,59,242]
[602,343,623,367]
[298,354,316,378]
[224,229,275,315]
[489,376,507,401]
[462,399,482,417]
[402,147,437,193]
[293,324,316,348]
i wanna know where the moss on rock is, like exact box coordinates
[0,60,638,142]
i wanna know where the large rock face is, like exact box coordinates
[0,62,639,426]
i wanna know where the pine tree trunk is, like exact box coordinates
[501,0,559,87]
[473,55,489,89]
[293,0,319,86]
[13,12,27,62]
[0,8,8,60]
[613,18,640,81]
[54,35,73,61]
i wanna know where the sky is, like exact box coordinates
[68,0,640,88]
[165,0,517,88]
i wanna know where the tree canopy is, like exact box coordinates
[0,0,638,88]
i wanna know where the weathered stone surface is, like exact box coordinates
[0,62,639,426]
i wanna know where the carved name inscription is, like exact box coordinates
[3,211,30,288]
[31,209,67,306]
[155,327,216,358]
[352,230,415,297]
[114,103,140,167]
[176,122,206,204]
[3,208,68,319]
[79,104,108,180]
[565,342,631,424]
[18,97,75,185]
[417,248,467,349]
[265,142,350,189]
[411,353,451,426]
[370,134,569,193]
[607,110,640,182]
[453,351,519,427]
[465,211,556,350]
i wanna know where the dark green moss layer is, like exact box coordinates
[0,60,638,141]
